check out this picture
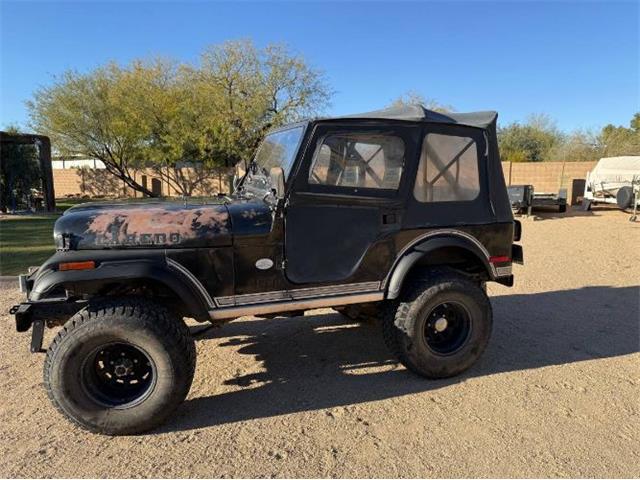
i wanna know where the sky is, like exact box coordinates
[1,1,638,133]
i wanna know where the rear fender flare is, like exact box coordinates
[385,233,494,300]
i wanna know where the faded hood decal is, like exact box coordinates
[56,204,231,249]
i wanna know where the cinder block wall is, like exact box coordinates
[53,168,231,199]
[501,161,596,204]
[52,169,84,197]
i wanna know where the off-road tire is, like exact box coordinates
[44,298,196,435]
[382,272,492,379]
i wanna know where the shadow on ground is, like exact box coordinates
[164,285,639,432]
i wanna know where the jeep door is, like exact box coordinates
[284,123,419,285]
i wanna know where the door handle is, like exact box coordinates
[382,213,398,225]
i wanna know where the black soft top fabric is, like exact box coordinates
[330,104,498,130]
[301,104,512,224]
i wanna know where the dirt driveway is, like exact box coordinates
[1,208,638,478]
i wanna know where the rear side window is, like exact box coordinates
[308,133,404,190]
[414,133,480,203]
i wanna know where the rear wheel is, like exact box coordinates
[383,272,492,378]
[44,298,196,435]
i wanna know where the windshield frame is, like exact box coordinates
[236,122,308,198]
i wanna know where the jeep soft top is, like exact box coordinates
[11,104,523,434]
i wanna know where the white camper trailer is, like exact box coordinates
[583,156,640,211]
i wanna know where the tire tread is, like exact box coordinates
[43,297,195,434]
[382,270,492,378]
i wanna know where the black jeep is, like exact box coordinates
[11,104,523,435]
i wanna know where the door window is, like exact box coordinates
[308,133,404,190]
[413,133,481,203]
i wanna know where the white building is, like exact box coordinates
[51,156,105,169]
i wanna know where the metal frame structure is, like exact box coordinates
[0,132,55,212]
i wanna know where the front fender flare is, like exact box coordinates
[30,259,211,320]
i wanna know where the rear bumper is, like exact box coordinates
[512,244,524,264]
[495,275,514,287]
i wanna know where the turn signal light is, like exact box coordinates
[59,261,96,271]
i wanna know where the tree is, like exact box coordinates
[547,129,602,163]
[28,41,331,197]
[389,91,453,113]
[195,40,331,166]
[598,113,640,157]
[499,112,640,163]
[115,59,228,196]
[28,64,155,196]
[497,114,563,162]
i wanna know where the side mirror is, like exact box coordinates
[269,167,285,199]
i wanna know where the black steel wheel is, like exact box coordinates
[44,298,196,435]
[382,271,492,379]
[82,342,156,408]
[423,302,472,356]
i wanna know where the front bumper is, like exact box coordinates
[10,298,85,332]
[9,303,33,332]
[9,302,46,353]
[10,298,87,353]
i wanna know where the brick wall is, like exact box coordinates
[52,169,84,197]
[501,161,596,204]
[53,168,231,199]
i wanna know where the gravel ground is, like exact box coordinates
[1,208,638,478]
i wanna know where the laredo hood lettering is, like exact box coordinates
[54,201,233,249]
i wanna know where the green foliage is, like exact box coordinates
[0,128,43,212]
[28,41,330,196]
[547,130,601,163]
[499,112,639,163]
[498,114,562,163]
[28,63,152,194]
[599,113,640,157]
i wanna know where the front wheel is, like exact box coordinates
[44,298,196,435]
[383,272,492,379]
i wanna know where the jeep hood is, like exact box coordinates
[55,199,234,249]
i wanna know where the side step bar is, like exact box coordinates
[209,292,384,321]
